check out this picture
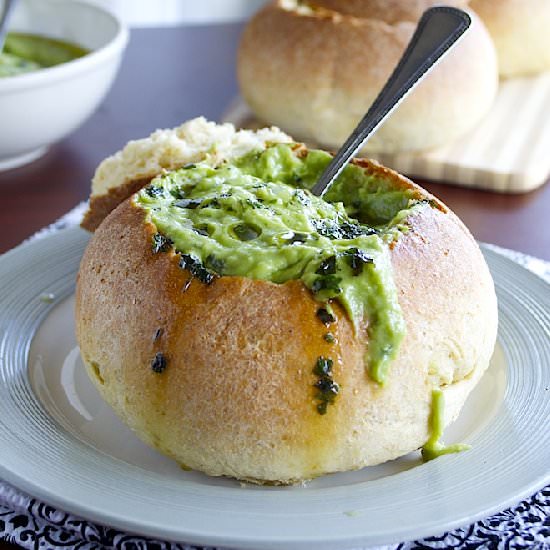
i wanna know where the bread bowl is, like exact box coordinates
[76,118,498,484]
[469,0,550,77]
[237,0,498,154]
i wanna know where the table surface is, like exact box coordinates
[0,23,549,550]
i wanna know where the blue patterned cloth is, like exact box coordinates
[0,480,547,549]
[1,203,549,550]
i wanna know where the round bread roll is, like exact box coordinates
[237,0,498,154]
[76,120,497,484]
[469,0,550,77]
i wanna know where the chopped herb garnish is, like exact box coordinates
[233,223,260,241]
[145,184,164,198]
[314,377,339,395]
[316,255,337,275]
[151,352,167,373]
[324,333,335,343]
[205,254,225,274]
[317,402,329,415]
[174,198,203,209]
[290,232,308,243]
[179,254,216,284]
[204,197,220,209]
[313,356,333,377]
[311,275,342,295]
[312,355,339,415]
[311,219,337,239]
[343,248,374,276]
[245,198,264,209]
[340,221,376,239]
[193,225,209,237]
[294,189,310,205]
[169,187,185,199]
[153,328,163,342]
[316,307,335,325]
[152,233,173,254]
[419,198,439,209]
[312,218,376,240]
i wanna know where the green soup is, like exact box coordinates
[135,143,432,385]
[0,32,89,77]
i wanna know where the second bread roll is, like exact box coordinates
[470,0,550,77]
[238,0,498,154]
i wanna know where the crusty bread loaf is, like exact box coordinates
[76,120,498,484]
[469,0,550,77]
[237,0,498,154]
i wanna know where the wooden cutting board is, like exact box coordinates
[222,73,550,193]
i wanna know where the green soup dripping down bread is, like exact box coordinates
[136,143,431,386]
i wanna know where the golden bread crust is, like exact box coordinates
[81,177,153,232]
[237,0,498,153]
[75,155,497,483]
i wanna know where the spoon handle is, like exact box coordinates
[0,0,18,53]
[311,6,471,197]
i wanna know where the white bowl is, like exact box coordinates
[0,0,128,171]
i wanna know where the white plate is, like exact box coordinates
[0,227,548,549]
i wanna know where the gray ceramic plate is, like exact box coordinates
[0,227,548,549]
